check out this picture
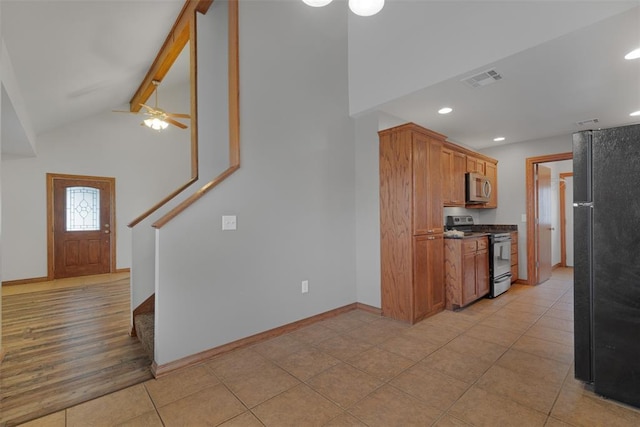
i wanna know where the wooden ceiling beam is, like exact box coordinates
[129,0,213,112]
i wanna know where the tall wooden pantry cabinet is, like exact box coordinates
[379,123,445,324]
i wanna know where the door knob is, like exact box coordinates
[104,230,110,234]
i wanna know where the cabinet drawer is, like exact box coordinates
[477,238,488,251]
[463,240,477,254]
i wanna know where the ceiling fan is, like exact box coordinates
[113,80,190,130]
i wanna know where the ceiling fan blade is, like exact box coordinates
[166,112,190,119]
[139,103,162,114]
[165,117,188,129]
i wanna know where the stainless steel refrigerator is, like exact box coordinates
[573,123,640,408]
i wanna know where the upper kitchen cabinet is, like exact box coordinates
[484,161,498,209]
[442,148,466,207]
[380,123,444,236]
[466,156,486,175]
[442,141,499,209]
[379,123,445,323]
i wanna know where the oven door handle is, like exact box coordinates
[493,274,512,284]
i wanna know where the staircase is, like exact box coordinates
[132,293,155,362]
[134,313,155,360]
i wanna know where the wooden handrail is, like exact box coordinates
[152,0,240,229]
[128,178,197,228]
[152,165,239,229]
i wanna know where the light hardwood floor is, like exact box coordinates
[1,274,152,426]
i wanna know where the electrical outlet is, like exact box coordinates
[301,280,309,294]
[222,215,237,230]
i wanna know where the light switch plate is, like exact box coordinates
[521,214,527,222]
[222,215,237,230]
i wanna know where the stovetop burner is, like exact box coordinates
[445,215,475,234]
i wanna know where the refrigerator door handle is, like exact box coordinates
[573,202,594,208]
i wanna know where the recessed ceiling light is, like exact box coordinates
[631,110,640,117]
[438,107,453,115]
[493,137,505,142]
[624,48,640,60]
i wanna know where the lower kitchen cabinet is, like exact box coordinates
[511,231,518,283]
[413,234,445,321]
[444,236,489,310]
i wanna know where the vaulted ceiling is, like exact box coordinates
[1,1,639,156]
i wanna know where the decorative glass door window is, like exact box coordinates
[66,187,100,231]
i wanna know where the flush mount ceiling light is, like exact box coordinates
[631,110,640,117]
[493,137,506,142]
[624,48,640,60]
[301,0,384,16]
[302,0,333,7]
[438,107,453,115]
[349,0,384,16]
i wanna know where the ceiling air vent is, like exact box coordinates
[577,118,599,126]
[461,69,503,88]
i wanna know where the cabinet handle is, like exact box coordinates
[427,236,436,240]
[427,229,434,233]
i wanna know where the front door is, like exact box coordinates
[536,165,552,284]
[48,174,115,279]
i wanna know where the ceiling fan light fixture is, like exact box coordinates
[302,0,333,7]
[144,117,169,131]
[349,0,384,16]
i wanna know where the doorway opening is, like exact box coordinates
[525,152,573,285]
[46,173,116,279]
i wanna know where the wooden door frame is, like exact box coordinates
[46,173,117,280]
[525,152,572,285]
[559,172,573,267]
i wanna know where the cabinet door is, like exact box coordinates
[442,148,465,207]
[441,148,454,205]
[452,151,466,205]
[413,235,430,321]
[413,234,444,322]
[476,248,490,296]
[462,250,477,305]
[466,156,485,174]
[427,234,445,312]
[412,136,429,235]
[485,161,498,208]
[426,139,443,233]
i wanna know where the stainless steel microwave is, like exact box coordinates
[466,172,491,203]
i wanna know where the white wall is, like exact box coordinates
[478,134,573,281]
[154,1,355,365]
[1,83,191,281]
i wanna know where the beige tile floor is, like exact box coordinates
[19,268,640,426]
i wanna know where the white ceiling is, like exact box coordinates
[1,1,639,154]
[377,3,640,149]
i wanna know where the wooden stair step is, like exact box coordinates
[133,313,154,360]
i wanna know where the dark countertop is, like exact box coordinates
[472,224,518,233]
[444,232,490,240]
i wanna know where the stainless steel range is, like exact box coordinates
[445,215,512,298]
